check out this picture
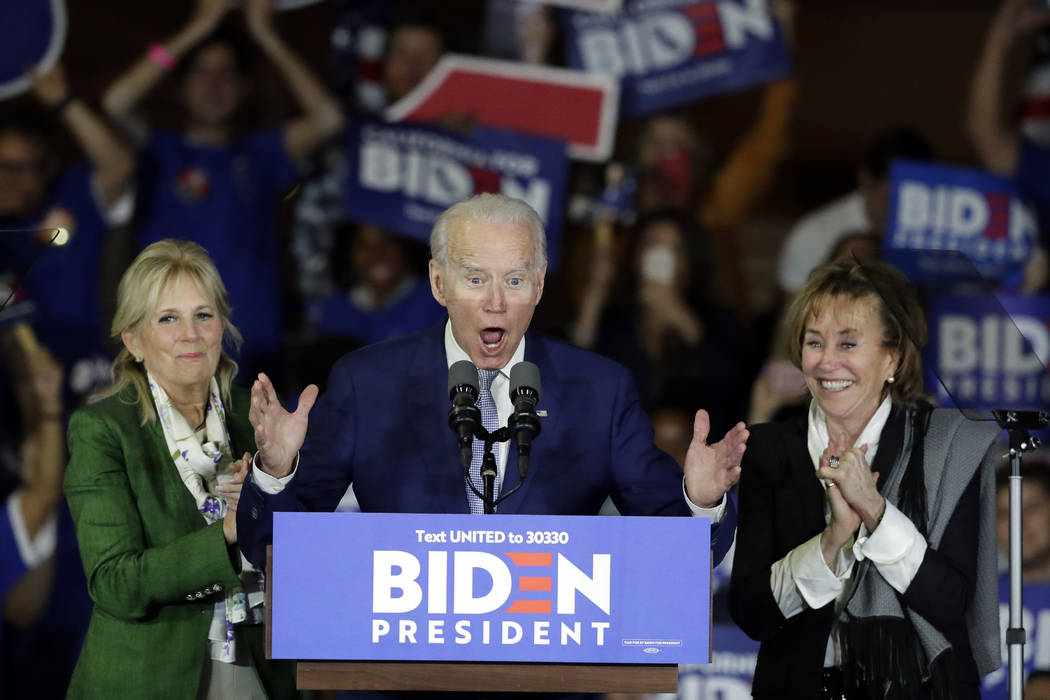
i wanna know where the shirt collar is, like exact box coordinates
[807,395,892,471]
[443,319,525,380]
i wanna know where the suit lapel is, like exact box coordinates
[496,333,560,514]
[410,324,473,513]
[872,405,906,494]
[784,413,827,528]
[224,389,255,461]
[133,400,208,532]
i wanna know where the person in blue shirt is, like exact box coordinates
[0,61,135,407]
[102,0,344,382]
[0,329,91,700]
[309,222,446,348]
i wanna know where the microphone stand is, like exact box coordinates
[461,425,520,515]
[993,409,1048,700]
[480,429,506,515]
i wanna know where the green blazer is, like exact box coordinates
[63,385,296,699]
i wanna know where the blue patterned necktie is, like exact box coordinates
[466,368,500,514]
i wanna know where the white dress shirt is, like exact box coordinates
[769,398,927,667]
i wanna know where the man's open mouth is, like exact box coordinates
[480,328,506,350]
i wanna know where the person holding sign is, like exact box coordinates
[238,193,748,571]
[63,241,297,699]
[102,0,344,381]
[729,259,1001,699]
[967,0,1050,294]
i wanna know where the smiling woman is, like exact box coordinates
[62,240,297,698]
[728,259,1002,699]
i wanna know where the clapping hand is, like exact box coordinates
[248,373,318,478]
[683,410,748,508]
[816,434,885,533]
[219,452,250,544]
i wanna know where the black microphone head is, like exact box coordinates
[510,361,541,402]
[448,360,479,401]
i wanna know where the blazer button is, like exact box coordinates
[250,506,259,520]
[185,594,194,601]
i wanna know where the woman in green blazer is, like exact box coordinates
[64,240,296,699]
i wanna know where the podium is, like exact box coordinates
[266,513,711,693]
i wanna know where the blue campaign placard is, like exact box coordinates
[565,0,792,117]
[344,118,569,270]
[885,160,1038,288]
[677,622,759,698]
[925,293,1050,413]
[981,577,1050,700]
[271,512,710,663]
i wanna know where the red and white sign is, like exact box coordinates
[386,54,619,162]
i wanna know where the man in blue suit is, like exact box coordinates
[238,194,748,569]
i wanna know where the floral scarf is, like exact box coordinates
[148,373,265,663]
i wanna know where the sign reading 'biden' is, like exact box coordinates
[344,118,569,268]
[926,294,1050,411]
[886,161,1037,288]
[565,0,792,116]
[271,512,710,663]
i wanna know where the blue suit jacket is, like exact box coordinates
[239,324,736,567]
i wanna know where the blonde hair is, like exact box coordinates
[108,240,242,424]
[782,259,926,405]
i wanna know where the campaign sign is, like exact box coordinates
[345,118,569,269]
[385,54,619,162]
[926,294,1050,413]
[0,0,66,100]
[271,512,710,663]
[886,161,1037,288]
[565,0,792,117]
[677,623,759,699]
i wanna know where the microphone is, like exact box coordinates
[508,362,542,480]
[447,360,480,469]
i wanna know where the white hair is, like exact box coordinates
[430,193,547,270]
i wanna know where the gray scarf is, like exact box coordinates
[842,407,1001,694]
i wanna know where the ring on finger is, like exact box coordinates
[828,456,840,469]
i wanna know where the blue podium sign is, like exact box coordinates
[271,512,710,664]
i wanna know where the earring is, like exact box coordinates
[135,356,143,363]
[887,376,896,384]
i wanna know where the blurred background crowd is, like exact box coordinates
[1,0,1049,698]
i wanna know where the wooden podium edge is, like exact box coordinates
[267,545,679,693]
[295,661,679,693]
